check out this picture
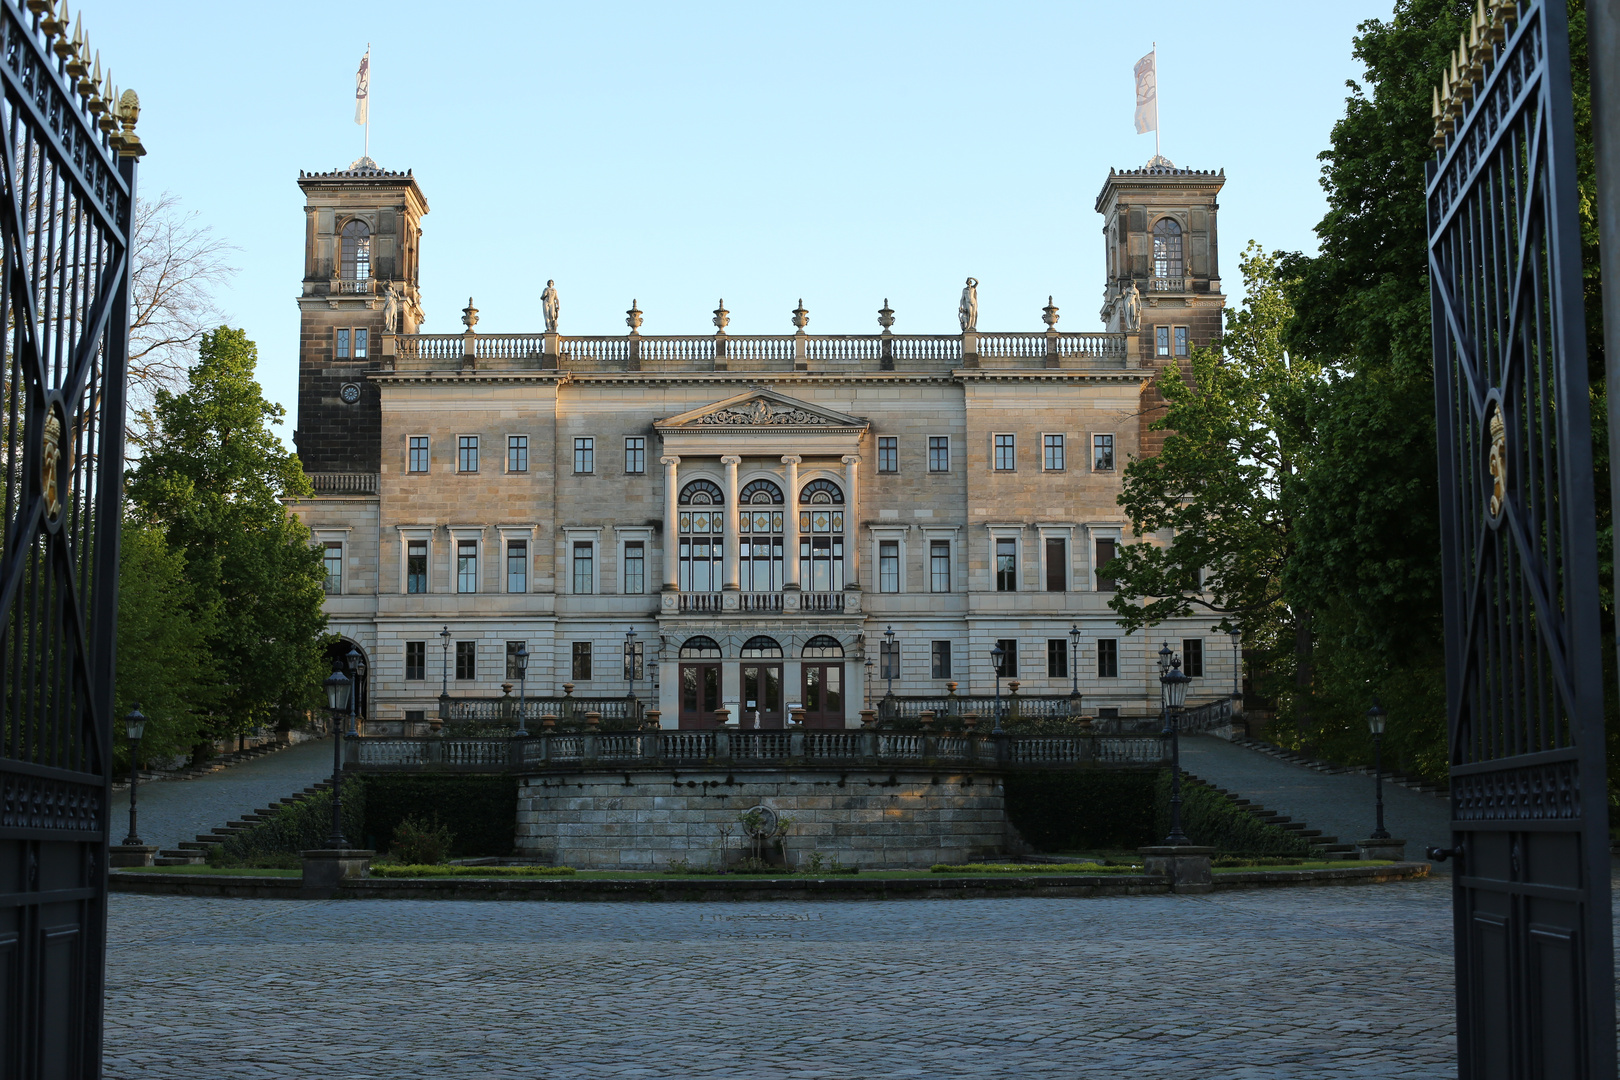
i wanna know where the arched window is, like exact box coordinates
[679,636,722,659]
[741,636,783,658]
[739,479,784,592]
[1152,218,1183,282]
[798,480,845,593]
[678,480,724,592]
[340,219,371,282]
[802,635,844,658]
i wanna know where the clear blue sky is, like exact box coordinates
[89,1,1390,443]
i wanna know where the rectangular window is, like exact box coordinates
[995,537,1017,592]
[354,328,368,359]
[1174,326,1190,357]
[624,541,645,594]
[878,540,900,593]
[571,641,593,681]
[506,540,527,593]
[408,436,429,474]
[572,541,594,594]
[930,640,952,680]
[407,541,427,594]
[458,435,478,473]
[993,434,1015,471]
[624,437,645,475]
[507,435,528,473]
[1093,434,1115,471]
[335,328,350,359]
[1047,639,1068,679]
[1095,538,1118,591]
[574,437,594,474]
[994,639,1018,678]
[1045,537,1067,592]
[930,540,951,593]
[879,639,900,682]
[505,641,527,682]
[1097,638,1118,678]
[1182,638,1204,678]
[455,640,476,681]
[322,542,342,594]
[405,641,425,681]
[1156,326,1171,357]
[928,436,950,473]
[877,437,898,473]
[1043,434,1065,471]
[456,540,478,593]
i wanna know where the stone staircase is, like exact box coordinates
[1226,735,1448,797]
[1183,771,1360,860]
[153,779,334,867]
[114,740,296,791]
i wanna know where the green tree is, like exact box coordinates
[1108,245,1322,695]
[113,519,216,766]
[126,327,328,741]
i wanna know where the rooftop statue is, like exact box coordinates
[381,283,400,334]
[1123,280,1142,333]
[958,277,978,332]
[541,279,560,333]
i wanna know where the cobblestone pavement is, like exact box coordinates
[1179,734,1453,856]
[108,738,335,850]
[105,877,1460,1079]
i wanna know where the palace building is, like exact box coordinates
[287,157,1234,731]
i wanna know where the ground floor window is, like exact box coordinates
[571,641,593,681]
[455,641,476,680]
[1182,638,1203,677]
[1097,638,1118,678]
[405,641,425,681]
[931,640,952,680]
[1047,639,1067,679]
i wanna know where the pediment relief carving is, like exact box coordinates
[658,388,868,431]
[696,399,833,426]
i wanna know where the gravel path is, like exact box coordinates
[1178,734,1453,856]
[108,738,336,850]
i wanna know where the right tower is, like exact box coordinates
[1095,161,1226,455]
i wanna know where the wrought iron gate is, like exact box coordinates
[0,2,139,1077]
[1427,1,1614,1076]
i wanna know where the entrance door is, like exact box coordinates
[801,663,844,729]
[679,662,721,728]
[742,664,784,729]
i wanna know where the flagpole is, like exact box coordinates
[1153,43,1159,160]
[364,43,370,161]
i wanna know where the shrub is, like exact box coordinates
[389,815,454,865]
[1002,769,1158,851]
[1152,773,1313,856]
[358,774,518,857]
[217,780,366,861]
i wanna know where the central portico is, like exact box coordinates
[654,388,869,728]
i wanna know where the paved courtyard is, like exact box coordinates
[105,878,1460,1079]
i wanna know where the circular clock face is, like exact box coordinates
[340,383,361,404]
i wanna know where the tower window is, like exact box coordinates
[1152,218,1183,281]
[508,436,528,473]
[625,437,645,475]
[877,437,897,473]
[340,219,371,281]
[928,437,950,473]
[323,542,343,594]
[354,328,368,359]
[994,434,1015,471]
[1093,434,1115,471]
[1174,326,1190,357]
[574,438,594,475]
[458,436,479,473]
[335,328,350,359]
[408,436,429,473]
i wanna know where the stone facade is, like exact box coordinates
[515,768,1008,870]
[287,158,1237,733]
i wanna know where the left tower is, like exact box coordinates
[293,162,428,474]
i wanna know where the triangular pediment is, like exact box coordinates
[656,388,868,430]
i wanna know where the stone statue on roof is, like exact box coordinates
[541,279,560,333]
[1123,280,1142,333]
[958,277,979,332]
[381,283,400,334]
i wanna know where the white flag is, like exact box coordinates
[1134,50,1157,135]
[354,50,370,125]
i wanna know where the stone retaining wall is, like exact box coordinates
[515,768,1008,870]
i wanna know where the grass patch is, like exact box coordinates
[1212,860,1392,873]
[119,866,302,877]
[369,864,576,878]
[930,862,1142,875]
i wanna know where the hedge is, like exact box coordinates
[1002,769,1158,851]
[1151,772,1313,856]
[358,774,519,858]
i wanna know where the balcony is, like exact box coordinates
[673,590,848,614]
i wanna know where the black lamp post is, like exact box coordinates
[625,626,638,703]
[323,661,353,848]
[438,624,451,723]
[883,625,897,699]
[514,643,530,737]
[990,643,1006,735]
[1229,628,1242,700]
[1367,699,1390,840]
[1161,654,1191,845]
[864,658,874,710]
[121,705,147,846]
[346,647,366,738]
[1068,623,1082,715]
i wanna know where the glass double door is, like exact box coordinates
[801,663,843,728]
[679,663,721,728]
[741,664,783,729]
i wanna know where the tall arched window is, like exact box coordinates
[678,480,724,592]
[739,479,784,592]
[340,219,371,281]
[798,479,845,593]
[1152,218,1183,282]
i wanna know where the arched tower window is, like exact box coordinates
[739,479,784,592]
[340,219,371,282]
[678,480,724,592]
[798,479,845,593]
[1152,218,1183,282]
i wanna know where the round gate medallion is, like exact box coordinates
[340,382,361,404]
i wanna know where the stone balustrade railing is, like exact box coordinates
[879,694,1232,727]
[307,472,378,494]
[344,729,1171,772]
[446,696,640,723]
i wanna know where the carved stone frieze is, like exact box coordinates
[695,398,833,426]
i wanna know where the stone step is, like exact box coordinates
[1318,843,1357,853]
[193,835,230,845]
[209,827,245,836]
[157,849,204,862]
[1278,822,1308,832]
[178,840,217,851]
[1294,829,1323,838]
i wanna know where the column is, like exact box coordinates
[661,455,680,591]
[782,456,802,591]
[722,456,741,593]
[842,454,861,590]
